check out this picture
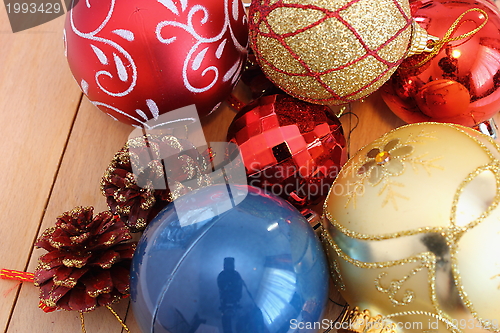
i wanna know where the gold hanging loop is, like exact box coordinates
[106,305,132,333]
[79,307,132,333]
[403,8,489,70]
[79,312,87,333]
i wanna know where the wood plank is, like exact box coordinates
[2,1,500,331]
[341,92,406,157]
[0,11,83,333]
[7,98,132,333]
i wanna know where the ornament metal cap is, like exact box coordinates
[337,307,398,333]
[473,118,498,139]
[302,209,322,232]
[406,21,440,58]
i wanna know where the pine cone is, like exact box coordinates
[101,134,213,232]
[34,207,136,313]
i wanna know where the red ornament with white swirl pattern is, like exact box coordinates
[65,0,248,126]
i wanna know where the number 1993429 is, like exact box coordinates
[6,2,61,14]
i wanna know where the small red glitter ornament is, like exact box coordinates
[227,94,346,207]
[381,0,500,126]
[64,0,248,126]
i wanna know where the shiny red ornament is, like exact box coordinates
[64,0,248,126]
[227,94,346,207]
[381,0,500,126]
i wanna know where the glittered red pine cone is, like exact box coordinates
[34,207,136,312]
[101,134,213,232]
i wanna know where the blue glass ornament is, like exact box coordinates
[131,185,329,333]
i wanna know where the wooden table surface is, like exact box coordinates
[1,3,499,333]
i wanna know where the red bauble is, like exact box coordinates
[227,94,346,207]
[65,0,248,126]
[381,0,500,127]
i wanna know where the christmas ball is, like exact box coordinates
[131,185,329,333]
[64,0,248,126]
[381,0,500,127]
[248,0,430,105]
[321,122,500,332]
[226,94,346,207]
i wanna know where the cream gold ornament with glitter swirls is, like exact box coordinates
[322,123,500,332]
[342,130,443,210]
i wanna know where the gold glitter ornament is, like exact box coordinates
[248,0,435,105]
[322,123,500,332]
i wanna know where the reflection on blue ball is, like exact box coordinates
[131,185,329,333]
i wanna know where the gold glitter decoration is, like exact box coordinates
[322,123,500,332]
[282,0,346,11]
[339,0,407,51]
[285,17,366,73]
[116,205,131,216]
[180,155,196,179]
[134,218,147,230]
[260,61,333,100]
[115,194,127,203]
[255,35,306,74]
[340,130,442,210]
[88,285,112,298]
[62,258,87,268]
[44,228,63,249]
[338,307,398,333]
[140,195,156,210]
[321,55,388,97]
[53,276,77,288]
[378,28,413,63]
[375,266,425,306]
[267,7,323,35]
[161,135,183,151]
[248,0,432,105]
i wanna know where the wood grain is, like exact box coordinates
[7,98,132,333]
[0,11,82,333]
[1,4,499,333]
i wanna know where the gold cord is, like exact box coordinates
[79,307,131,333]
[403,8,488,70]
[79,312,87,333]
[106,305,132,333]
